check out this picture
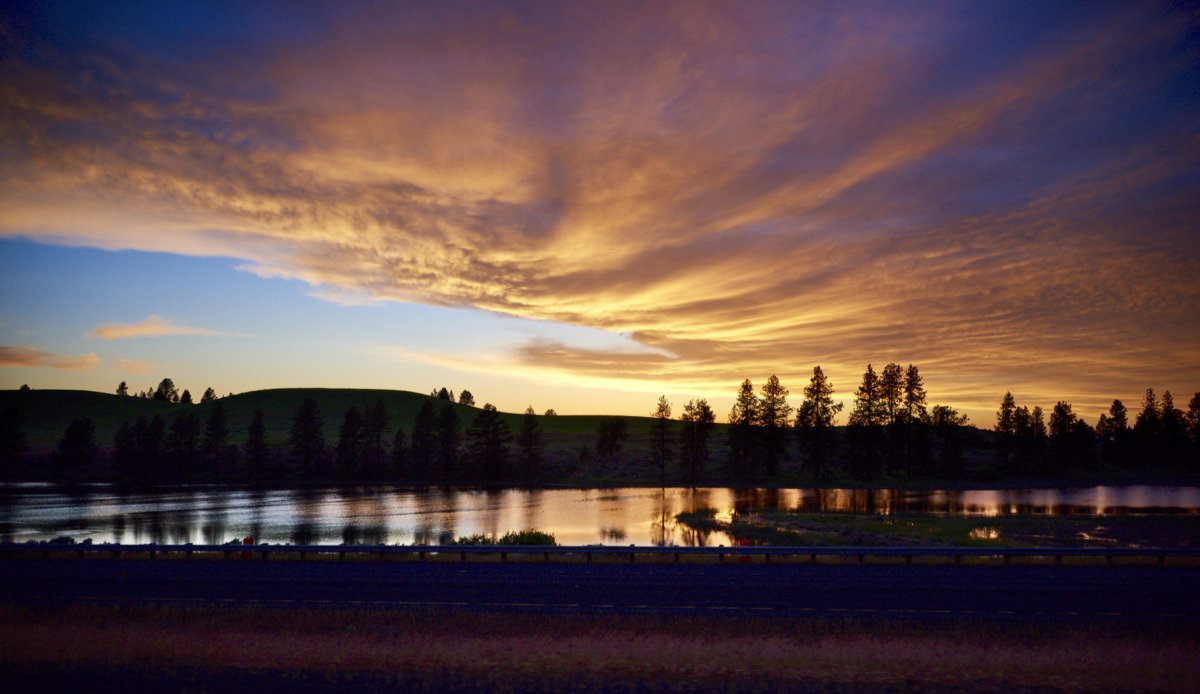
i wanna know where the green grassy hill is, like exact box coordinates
[0,387,683,485]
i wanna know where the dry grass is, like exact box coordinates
[2,604,1197,692]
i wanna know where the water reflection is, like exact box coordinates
[1,484,1197,547]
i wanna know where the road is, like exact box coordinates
[2,558,1198,621]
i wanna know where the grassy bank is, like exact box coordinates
[2,604,1197,693]
[677,508,1200,549]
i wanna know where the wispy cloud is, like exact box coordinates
[0,346,99,370]
[116,358,161,375]
[86,316,236,341]
[1,3,1197,415]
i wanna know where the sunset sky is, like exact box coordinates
[2,1,1198,424]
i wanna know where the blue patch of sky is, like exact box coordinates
[0,239,650,393]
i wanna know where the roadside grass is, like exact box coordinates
[2,603,1198,692]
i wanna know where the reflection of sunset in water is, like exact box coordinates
[1,485,1197,547]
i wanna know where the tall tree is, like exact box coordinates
[595,417,628,459]
[928,405,969,477]
[359,399,389,478]
[200,387,217,403]
[244,409,270,482]
[55,417,97,475]
[164,412,201,477]
[410,400,435,478]
[795,366,842,480]
[1096,399,1130,468]
[458,390,475,407]
[758,376,791,477]
[1160,390,1187,467]
[849,365,883,426]
[467,403,511,481]
[180,389,193,405]
[516,406,543,480]
[679,399,715,486]
[878,363,904,425]
[902,365,926,422]
[153,378,179,403]
[847,365,884,480]
[435,402,460,480]
[335,406,363,479]
[1134,388,1161,465]
[0,407,28,476]
[391,425,407,477]
[289,398,326,475]
[116,381,128,397]
[1187,393,1200,472]
[202,402,230,476]
[726,379,759,479]
[650,395,673,485]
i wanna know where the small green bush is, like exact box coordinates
[450,529,556,546]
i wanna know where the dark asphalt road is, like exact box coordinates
[3,559,1198,620]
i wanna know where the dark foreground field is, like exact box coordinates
[3,558,1199,692]
[2,603,1198,693]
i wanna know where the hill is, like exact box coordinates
[0,387,679,486]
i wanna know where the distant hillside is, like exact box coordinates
[0,387,654,452]
[0,387,677,486]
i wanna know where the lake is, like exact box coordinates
[2,485,1198,547]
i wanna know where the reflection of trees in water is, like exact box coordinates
[202,490,228,545]
[732,488,782,516]
[650,489,676,546]
[600,527,626,542]
[290,488,323,544]
[678,524,711,547]
[0,492,13,544]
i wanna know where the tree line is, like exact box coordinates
[15,386,546,486]
[5,372,1198,486]
[604,365,1198,485]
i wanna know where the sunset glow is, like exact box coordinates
[1,2,1197,421]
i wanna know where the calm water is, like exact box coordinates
[2,485,1198,547]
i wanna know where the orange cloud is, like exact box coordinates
[0,346,99,370]
[1,4,1197,418]
[86,316,235,341]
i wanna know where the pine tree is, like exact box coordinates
[435,402,460,480]
[202,402,229,476]
[879,363,904,425]
[289,398,326,475]
[467,403,511,481]
[679,399,715,486]
[795,366,842,480]
[116,381,129,397]
[335,406,363,479]
[200,387,217,403]
[902,365,926,422]
[244,410,270,481]
[726,379,759,480]
[650,395,673,485]
[517,406,543,480]
[55,417,96,475]
[849,365,883,426]
[359,399,389,478]
[411,401,435,478]
[758,376,791,478]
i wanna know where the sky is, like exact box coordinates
[1,1,1198,424]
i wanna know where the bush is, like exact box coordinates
[450,529,556,546]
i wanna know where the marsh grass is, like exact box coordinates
[2,604,1197,692]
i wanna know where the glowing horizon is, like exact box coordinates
[1,2,1197,424]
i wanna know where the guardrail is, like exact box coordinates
[3,542,1199,565]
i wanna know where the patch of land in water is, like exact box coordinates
[678,509,1200,549]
